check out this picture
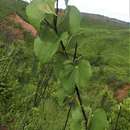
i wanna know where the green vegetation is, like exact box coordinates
[0,0,27,20]
[81,13,129,30]
[0,0,130,130]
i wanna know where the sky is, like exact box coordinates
[24,0,130,22]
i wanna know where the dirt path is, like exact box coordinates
[114,84,130,102]
[9,13,37,37]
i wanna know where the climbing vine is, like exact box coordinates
[26,0,109,130]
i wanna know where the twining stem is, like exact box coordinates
[114,105,122,130]
[54,1,88,129]
[56,0,59,15]
[73,43,88,130]
[53,0,58,33]
[44,19,54,29]
[62,105,72,130]
[73,42,78,63]
[60,40,68,58]
[54,0,68,58]
[75,86,88,130]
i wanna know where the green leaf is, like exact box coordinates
[34,37,59,64]
[54,59,75,94]
[55,87,66,106]
[89,109,109,130]
[55,59,92,91]
[53,54,67,78]
[71,107,82,121]
[70,107,83,130]
[26,0,55,29]
[64,6,81,34]
[59,63,75,94]
[58,32,69,47]
[75,60,92,87]
[39,18,58,42]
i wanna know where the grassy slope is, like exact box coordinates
[81,12,129,29]
[0,0,129,85]
[79,29,129,84]
[79,12,130,86]
[0,1,130,130]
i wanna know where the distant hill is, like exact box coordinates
[81,13,129,29]
[0,0,129,43]
[0,0,129,30]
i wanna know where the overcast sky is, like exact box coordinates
[24,0,130,22]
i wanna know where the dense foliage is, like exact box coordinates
[0,0,130,130]
[0,0,27,20]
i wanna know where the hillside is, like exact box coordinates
[81,13,129,29]
[0,0,129,43]
[0,0,129,30]
[0,1,130,130]
[0,0,129,98]
[0,0,129,88]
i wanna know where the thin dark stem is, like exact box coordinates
[53,0,68,58]
[62,105,72,130]
[43,19,54,29]
[60,41,68,58]
[72,42,88,129]
[53,0,58,33]
[114,105,122,130]
[75,86,88,130]
[56,0,59,14]
[54,1,88,129]
[73,42,78,63]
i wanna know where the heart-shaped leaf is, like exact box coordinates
[64,6,81,34]
[26,0,55,29]
[59,63,75,94]
[75,60,92,87]
[70,107,83,130]
[89,109,109,130]
[55,59,92,92]
[34,37,59,64]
